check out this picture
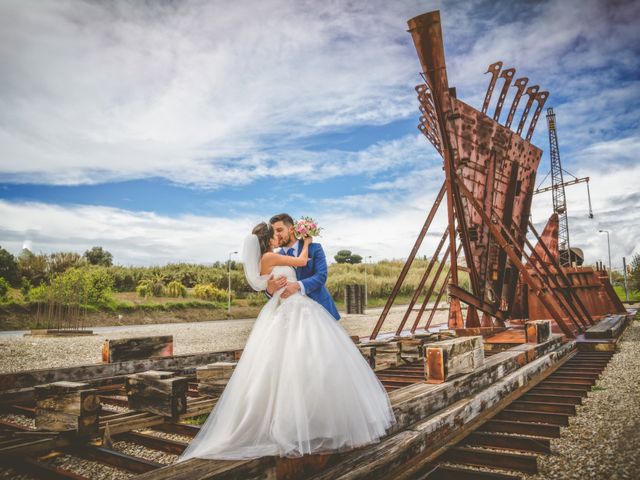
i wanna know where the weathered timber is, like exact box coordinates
[309,341,575,480]
[366,340,402,371]
[398,339,424,363]
[509,334,564,363]
[357,345,376,369]
[126,371,187,418]
[424,336,484,383]
[34,381,99,436]
[0,349,239,401]
[135,457,277,480]
[196,362,236,397]
[102,336,174,363]
[525,320,552,344]
[584,314,627,339]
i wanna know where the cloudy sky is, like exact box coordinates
[0,0,638,268]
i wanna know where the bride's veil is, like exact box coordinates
[242,234,269,291]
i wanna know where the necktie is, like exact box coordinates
[286,248,295,256]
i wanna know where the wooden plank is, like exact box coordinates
[0,349,240,395]
[525,320,551,344]
[134,457,276,480]
[584,315,626,339]
[102,336,173,363]
[424,336,484,383]
[126,373,187,418]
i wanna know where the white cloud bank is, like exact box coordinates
[0,0,439,187]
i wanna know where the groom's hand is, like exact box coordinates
[266,275,287,295]
[281,281,300,299]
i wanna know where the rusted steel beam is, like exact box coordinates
[527,220,595,325]
[396,230,449,337]
[488,213,588,332]
[453,175,576,337]
[411,243,460,333]
[448,285,507,322]
[423,270,450,330]
[370,182,445,340]
[407,12,462,325]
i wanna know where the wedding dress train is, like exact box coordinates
[178,265,396,461]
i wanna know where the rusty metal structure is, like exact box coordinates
[370,10,624,340]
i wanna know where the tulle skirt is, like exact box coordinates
[177,293,396,461]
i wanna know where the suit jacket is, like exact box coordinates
[280,240,340,321]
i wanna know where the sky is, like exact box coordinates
[0,0,639,268]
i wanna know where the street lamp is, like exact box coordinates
[364,255,372,310]
[598,230,611,282]
[228,251,238,314]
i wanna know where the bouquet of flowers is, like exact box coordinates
[294,216,322,239]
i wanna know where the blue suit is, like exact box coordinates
[281,240,340,321]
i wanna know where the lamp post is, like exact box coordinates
[598,230,611,282]
[364,255,372,310]
[228,251,238,314]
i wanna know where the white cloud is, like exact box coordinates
[1,142,637,267]
[0,0,438,186]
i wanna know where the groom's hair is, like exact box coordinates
[269,213,293,226]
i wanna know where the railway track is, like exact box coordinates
[0,338,623,480]
[0,375,208,480]
[413,350,615,479]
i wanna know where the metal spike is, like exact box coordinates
[482,61,503,114]
[493,68,516,122]
[516,85,540,136]
[525,91,550,141]
[505,77,528,128]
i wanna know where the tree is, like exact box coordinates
[629,254,640,292]
[0,277,10,301]
[17,249,48,286]
[0,246,19,286]
[334,250,363,264]
[48,252,84,276]
[84,246,113,267]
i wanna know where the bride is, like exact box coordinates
[177,222,396,461]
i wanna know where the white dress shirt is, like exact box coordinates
[286,242,306,296]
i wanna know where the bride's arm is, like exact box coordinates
[261,237,312,270]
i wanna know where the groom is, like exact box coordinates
[265,213,340,321]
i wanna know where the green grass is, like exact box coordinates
[591,385,606,392]
[183,414,209,425]
[613,285,640,302]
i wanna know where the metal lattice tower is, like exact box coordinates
[546,107,571,266]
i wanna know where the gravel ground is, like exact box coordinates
[48,454,133,479]
[524,314,640,480]
[111,440,178,465]
[0,305,448,373]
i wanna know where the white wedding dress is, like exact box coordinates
[178,265,396,461]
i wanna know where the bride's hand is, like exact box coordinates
[303,235,313,244]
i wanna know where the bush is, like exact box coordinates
[167,280,187,298]
[0,277,9,301]
[246,291,267,306]
[193,283,229,302]
[48,266,114,307]
[136,280,154,298]
[152,281,165,297]
[27,285,48,302]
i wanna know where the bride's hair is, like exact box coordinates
[252,222,274,256]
